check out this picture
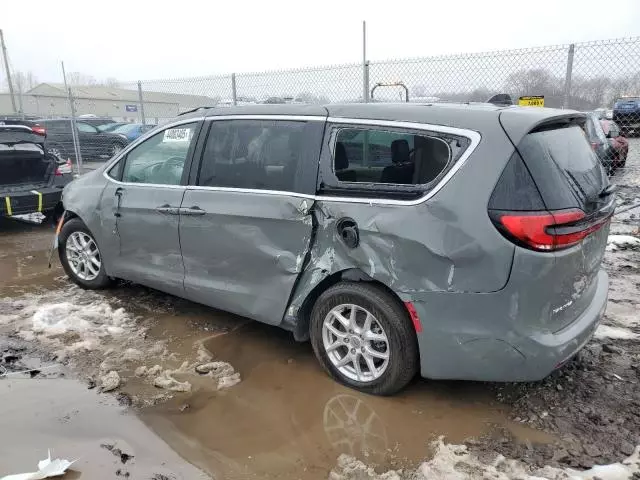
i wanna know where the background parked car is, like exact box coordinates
[98,122,128,133]
[583,112,618,174]
[600,119,628,169]
[612,96,640,136]
[39,118,130,161]
[76,116,117,127]
[109,123,156,141]
[1,118,72,220]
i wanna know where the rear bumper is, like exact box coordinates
[409,269,608,382]
[1,185,65,216]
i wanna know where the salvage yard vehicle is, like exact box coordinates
[56,103,614,395]
[1,118,73,220]
[39,118,130,161]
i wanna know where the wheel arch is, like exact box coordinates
[289,268,412,344]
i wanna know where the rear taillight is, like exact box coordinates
[590,142,598,151]
[55,159,73,176]
[32,124,46,136]
[491,209,610,251]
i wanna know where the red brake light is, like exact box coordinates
[495,209,609,251]
[590,142,598,151]
[32,124,46,136]
[55,159,73,176]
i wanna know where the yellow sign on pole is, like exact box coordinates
[518,96,545,107]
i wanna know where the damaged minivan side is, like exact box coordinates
[57,104,613,395]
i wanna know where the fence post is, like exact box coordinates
[231,73,237,106]
[137,81,146,125]
[563,44,575,109]
[362,21,369,103]
[67,88,83,174]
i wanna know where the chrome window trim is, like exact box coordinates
[103,117,205,188]
[102,115,481,206]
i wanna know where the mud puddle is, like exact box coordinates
[140,322,550,480]
[0,376,209,479]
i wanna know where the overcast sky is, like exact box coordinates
[2,0,640,83]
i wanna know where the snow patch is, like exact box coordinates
[595,325,639,340]
[329,438,640,480]
[607,235,640,252]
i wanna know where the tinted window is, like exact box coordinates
[519,125,606,212]
[609,122,620,137]
[121,123,198,185]
[333,128,454,185]
[76,122,98,133]
[46,121,71,133]
[198,120,306,191]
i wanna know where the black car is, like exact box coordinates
[612,96,640,136]
[39,119,130,161]
[0,118,73,220]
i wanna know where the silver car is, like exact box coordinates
[58,104,613,395]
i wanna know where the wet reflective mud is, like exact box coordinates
[141,322,550,480]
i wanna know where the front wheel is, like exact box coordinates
[310,282,419,395]
[58,218,112,289]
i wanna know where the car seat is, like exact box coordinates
[380,139,414,184]
[335,142,357,182]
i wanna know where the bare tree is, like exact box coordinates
[66,72,97,86]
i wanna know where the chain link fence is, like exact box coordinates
[2,36,639,173]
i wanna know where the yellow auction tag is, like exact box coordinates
[4,197,11,216]
[518,96,545,107]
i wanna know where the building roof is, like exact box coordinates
[25,83,215,106]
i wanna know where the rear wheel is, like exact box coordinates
[58,218,112,289]
[310,282,418,395]
[47,143,66,161]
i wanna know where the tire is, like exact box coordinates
[58,218,112,289]
[47,143,67,161]
[309,282,419,395]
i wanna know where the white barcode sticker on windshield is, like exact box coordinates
[164,128,191,142]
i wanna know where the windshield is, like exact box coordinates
[113,124,138,134]
[98,123,125,132]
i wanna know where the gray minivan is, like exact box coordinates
[58,103,614,395]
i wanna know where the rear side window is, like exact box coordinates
[333,127,456,185]
[518,125,606,212]
[198,120,307,192]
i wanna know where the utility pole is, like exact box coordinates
[0,29,18,113]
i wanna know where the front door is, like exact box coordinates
[103,121,201,294]
[180,117,323,325]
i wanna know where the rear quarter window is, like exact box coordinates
[518,125,607,212]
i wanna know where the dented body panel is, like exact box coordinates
[179,190,315,325]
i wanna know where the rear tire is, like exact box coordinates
[309,282,419,395]
[46,143,67,161]
[58,218,112,289]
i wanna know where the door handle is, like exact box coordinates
[156,204,180,215]
[179,206,206,216]
[114,187,124,217]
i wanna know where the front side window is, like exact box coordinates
[333,127,455,185]
[76,122,98,134]
[198,119,306,191]
[120,122,198,185]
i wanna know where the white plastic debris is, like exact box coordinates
[1,450,75,480]
[606,235,640,252]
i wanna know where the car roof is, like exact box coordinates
[186,102,584,140]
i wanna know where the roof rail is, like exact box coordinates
[177,106,213,116]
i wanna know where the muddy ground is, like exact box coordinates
[1,146,639,479]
